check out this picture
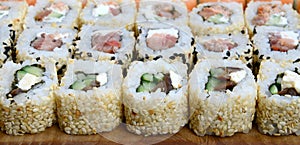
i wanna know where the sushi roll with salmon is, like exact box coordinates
[257,60,300,136]
[189,59,256,137]
[137,0,188,27]
[195,30,253,68]
[74,25,135,66]
[16,27,76,65]
[55,59,122,135]
[189,2,245,35]
[252,26,300,73]
[0,59,57,135]
[136,23,194,65]
[80,0,136,30]
[24,0,81,29]
[245,1,299,35]
[123,59,188,136]
[0,1,27,34]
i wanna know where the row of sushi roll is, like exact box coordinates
[0,0,298,138]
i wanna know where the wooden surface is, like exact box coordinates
[1,124,300,145]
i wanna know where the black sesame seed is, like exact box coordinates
[241,30,245,34]
[226,51,230,56]
[8,24,12,27]
[293,58,300,63]
[253,49,259,55]
[259,55,264,59]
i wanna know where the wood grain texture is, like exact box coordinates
[1,124,300,145]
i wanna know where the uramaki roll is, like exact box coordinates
[123,59,188,136]
[0,59,57,135]
[257,60,300,136]
[189,59,256,137]
[55,59,122,135]
[189,2,245,35]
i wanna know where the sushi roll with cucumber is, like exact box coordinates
[189,59,256,137]
[0,1,27,34]
[189,2,245,35]
[55,59,122,135]
[123,59,188,136]
[16,27,76,65]
[137,0,188,27]
[0,59,57,135]
[245,1,299,35]
[80,0,136,30]
[74,25,135,66]
[24,0,81,29]
[252,26,300,73]
[136,23,194,65]
[195,30,253,68]
[257,60,300,136]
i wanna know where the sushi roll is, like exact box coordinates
[0,59,57,135]
[0,1,27,34]
[136,0,188,27]
[123,59,188,136]
[252,26,300,74]
[189,2,245,35]
[55,59,122,135]
[189,59,256,137]
[256,60,300,136]
[136,23,194,65]
[80,0,136,30]
[24,0,81,29]
[245,1,299,35]
[74,25,135,66]
[16,27,76,65]
[195,30,253,68]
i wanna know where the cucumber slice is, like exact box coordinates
[22,66,44,77]
[141,73,153,82]
[142,82,156,91]
[210,68,224,78]
[207,14,228,24]
[83,78,95,86]
[16,70,27,81]
[136,85,146,92]
[269,84,278,95]
[48,11,64,18]
[154,73,164,82]
[70,80,86,90]
[205,77,221,91]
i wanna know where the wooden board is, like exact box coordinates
[1,124,300,145]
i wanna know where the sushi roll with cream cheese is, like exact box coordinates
[74,25,135,66]
[80,0,136,30]
[16,27,76,65]
[136,23,194,65]
[257,60,300,136]
[195,30,253,68]
[0,59,57,135]
[24,0,81,29]
[245,1,299,35]
[189,2,245,35]
[189,59,256,137]
[123,59,188,136]
[55,59,122,135]
[137,0,188,27]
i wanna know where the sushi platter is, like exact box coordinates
[0,0,300,144]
